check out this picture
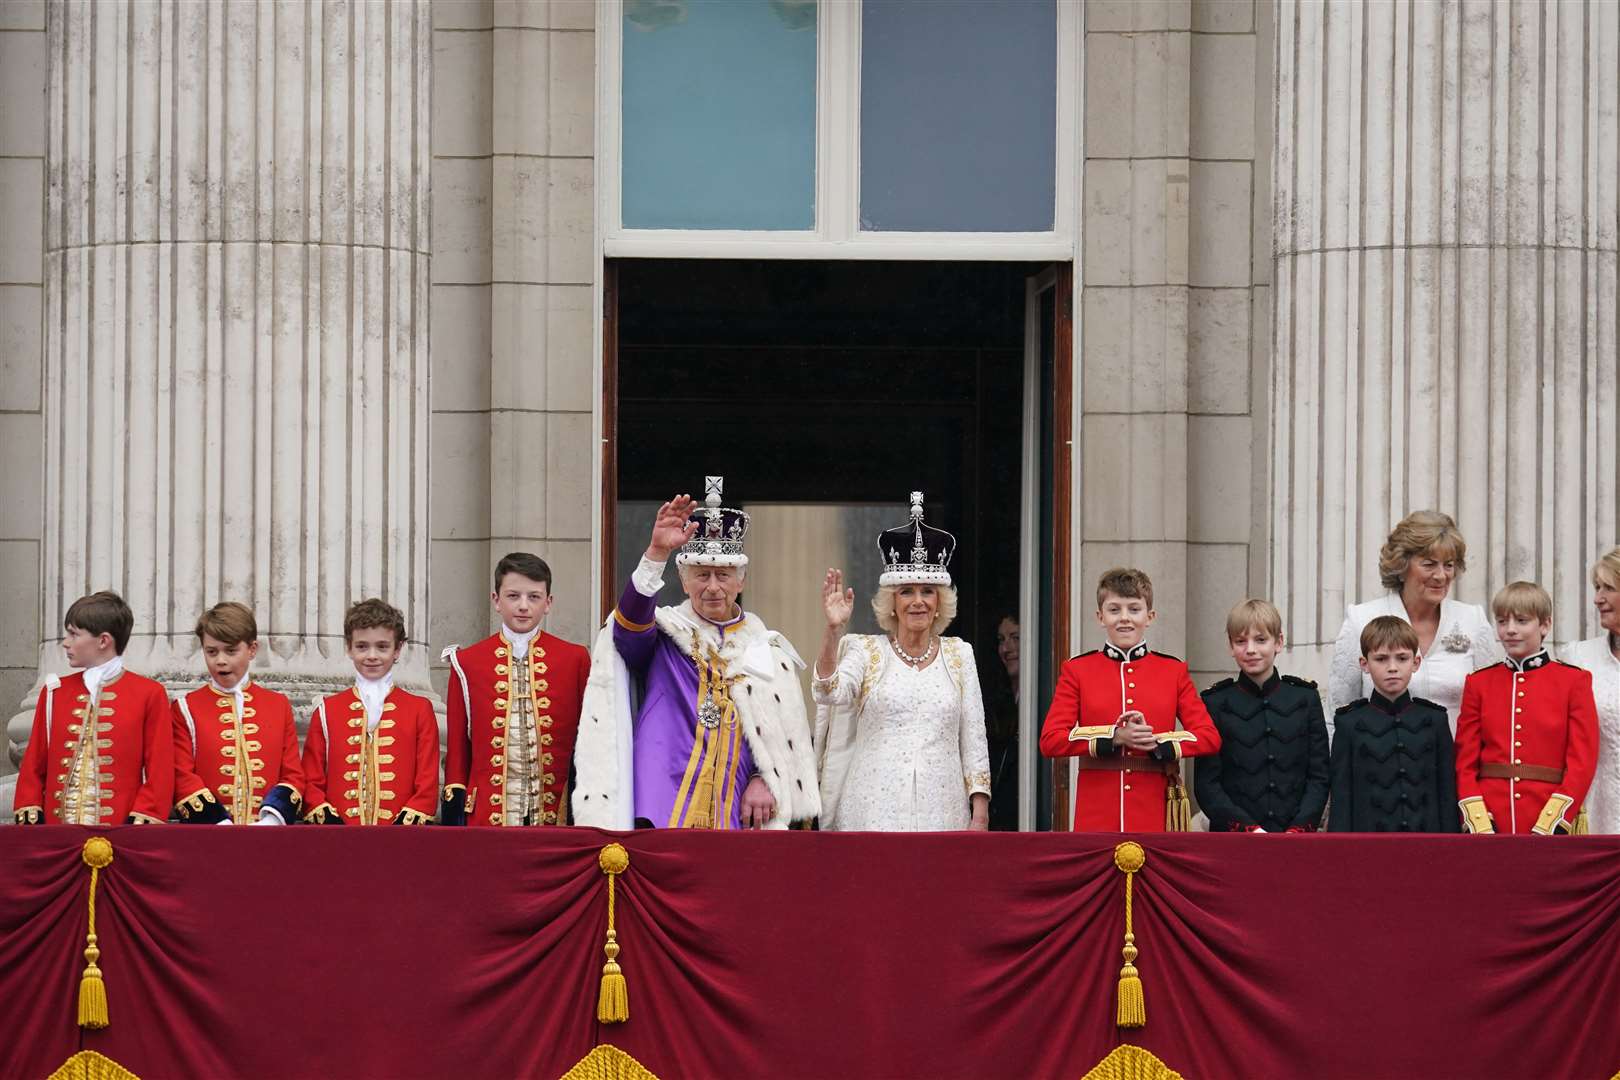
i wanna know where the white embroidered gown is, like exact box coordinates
[1562,635,1620,834]
[813,636,992,831]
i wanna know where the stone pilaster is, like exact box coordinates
[430,0,596,693]
[1272,0,1620,675]
[5,0,434,808]
[0,0,47,777]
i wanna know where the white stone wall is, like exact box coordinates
[429,0,597,697]
[1273,0,1620,678]
[1082,0,1274,685]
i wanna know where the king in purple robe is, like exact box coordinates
[573,478,821,830]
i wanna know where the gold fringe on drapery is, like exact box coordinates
[47,1050,141,1080]
[1080,1044,1184,1080]
[1113,841,1146,1028]
[596,843,630,1024]
[560,1044,661,1080]
[78,836,115,1029]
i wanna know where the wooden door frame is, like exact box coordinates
[599,260,620,622]
[1049,262,1073,831]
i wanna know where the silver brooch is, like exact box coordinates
[1441,627,1472,653]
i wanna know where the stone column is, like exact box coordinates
[6,0,434,797]
[1272,0,1620,674]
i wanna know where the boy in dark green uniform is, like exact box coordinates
[1197,599,1329,832]
[1327,616,1459,832]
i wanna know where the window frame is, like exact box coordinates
[597,0,1082,261]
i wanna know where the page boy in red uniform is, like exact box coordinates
[440,552,590,826]
[13,591,172,825]
[1040,567,1220,831]
[171,602,304,825]
[1455,581,1599,835]
[301,598,438,825]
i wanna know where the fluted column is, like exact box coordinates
[7,0,432,779]
[1272,0,1620,669]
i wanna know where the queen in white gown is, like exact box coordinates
[811,494,991,832]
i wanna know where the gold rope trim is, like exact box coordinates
[1080,1044,1184,1080]
[560,1044,660,1080]
[1113,841,1146,1029]
[597,843,630,1023]
[47,1050,142,1080]
[78,836,115,1028]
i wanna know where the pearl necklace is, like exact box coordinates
[890,635,938,667]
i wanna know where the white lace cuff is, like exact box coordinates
[631,555,666,598]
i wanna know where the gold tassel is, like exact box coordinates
[1164,769,1191,832]
[1114,841,1147,1029]
[78,836,114,1029]
[1573,807,1589,835]
[597,843,630,1024]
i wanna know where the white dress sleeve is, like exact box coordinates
[1468,604,1503,669]
[954,642,992,798]
[1326,605,1367,740]
[811,635,868,708]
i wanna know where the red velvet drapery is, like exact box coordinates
[3,827,1618,1079]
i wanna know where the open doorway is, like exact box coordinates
[603,259,1069,829]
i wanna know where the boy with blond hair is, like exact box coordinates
[1197,599,1329,832]
[301,599,439,825]
[1039,567,1220,832]
[172,602,304,824]
[1328,616,1457,832]
[1455,581,1598,834]
[13,591,172,825]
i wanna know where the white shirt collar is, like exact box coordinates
[502,624,539,658]
[83,655,125,698]
[355,670,395,731]
[208,672,250,704]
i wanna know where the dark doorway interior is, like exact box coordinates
[614,258,1043,828]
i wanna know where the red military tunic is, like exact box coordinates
[172,681,305,824]
[13,668,173,825]
[301,685,439,825]
[1040,641,1221,832]
[442,630,589,826]
[1455,650,1599,834]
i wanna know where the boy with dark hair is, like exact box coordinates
[1454,581,1598,834]
[440,552,590,826]
[1039,567,1220,832]
[171,602,305,824]
[300,598,438,825]
[1198,599,1329,832]
[1328,616,1458,832]
[14,590,173,825]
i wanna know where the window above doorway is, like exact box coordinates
[601,0,1080,260]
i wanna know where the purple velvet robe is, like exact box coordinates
[614,578,755,829]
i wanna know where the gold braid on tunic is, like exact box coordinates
[668,637,744,830]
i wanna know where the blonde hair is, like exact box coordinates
[1378,510,1469,592]
[1360,615,1419,656]
[872,584,958,636]
[1225,598,1283,641]
[1593,547,1620,591]
[1492,581,1553,623]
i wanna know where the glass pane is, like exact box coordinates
[621,0,817,230]
[860,0,1057,232]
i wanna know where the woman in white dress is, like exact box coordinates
[1561,547,1620,834]
[1328,510,1499,736]
[811,493,991,831]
